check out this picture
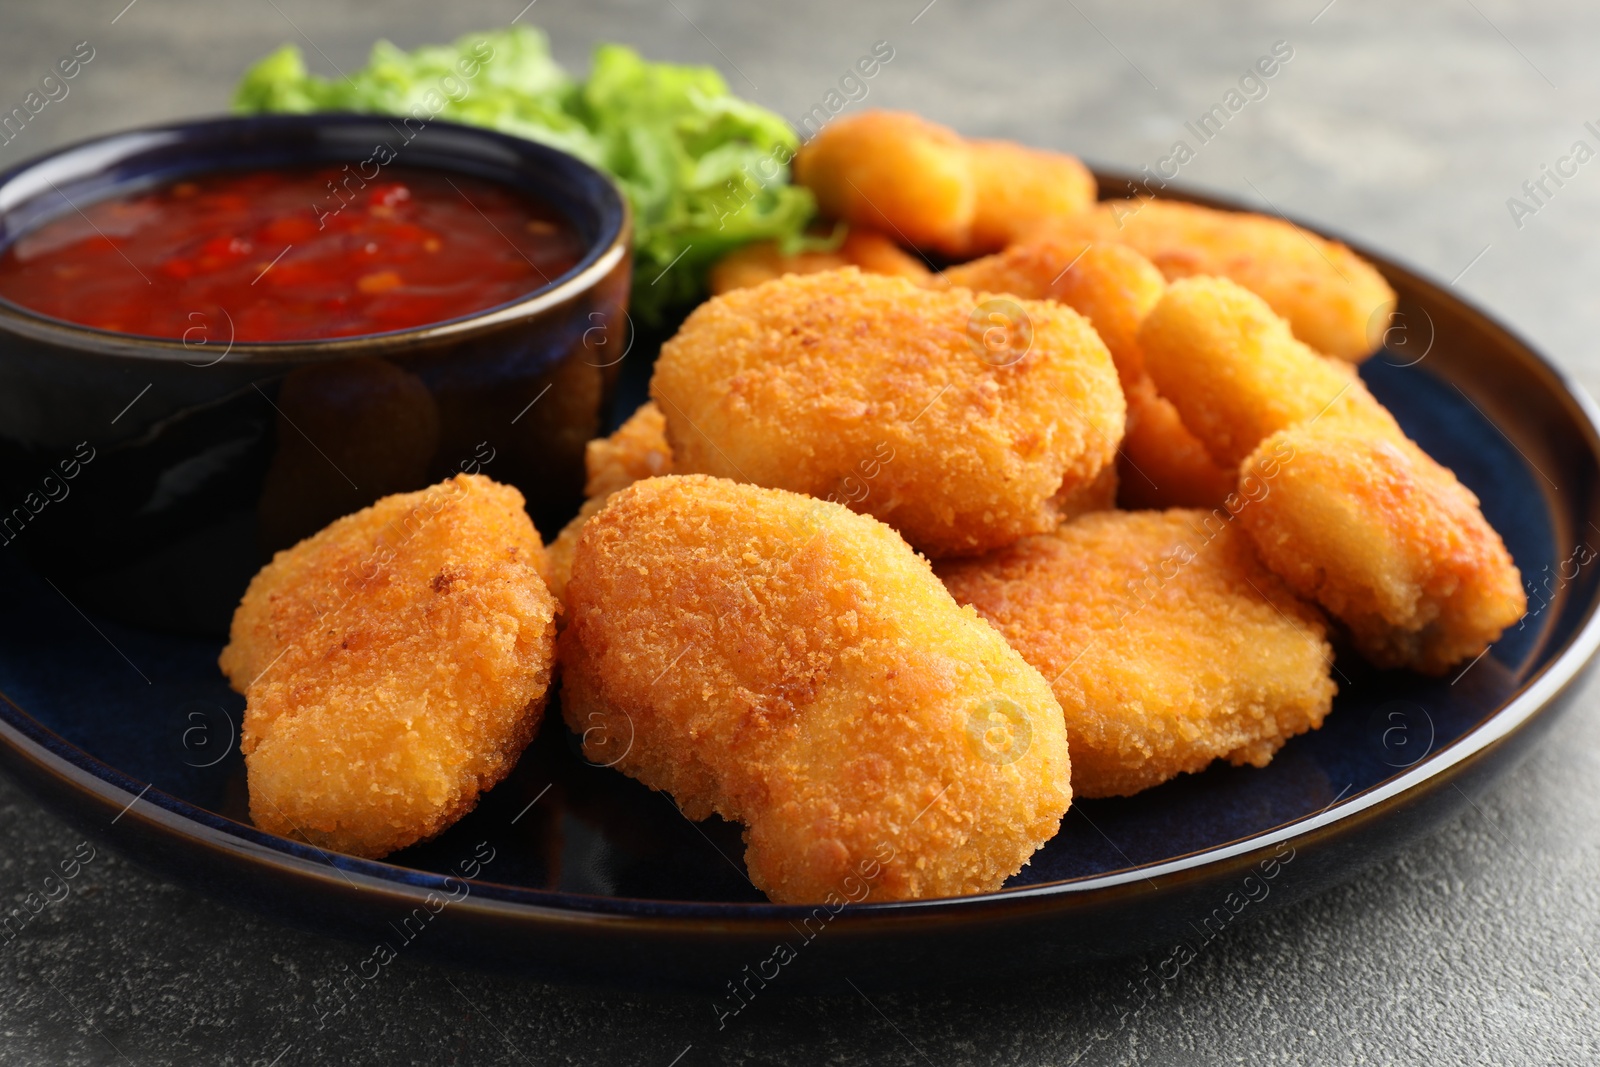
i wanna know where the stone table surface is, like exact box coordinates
[2,0,1598,1063]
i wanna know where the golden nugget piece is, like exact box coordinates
[560,475,1073,903]
[938,238,1165,388]
[1053,198,1396,360]
[1238,420,1526,675]
[939,510,1336,798]
[220,474,558,859]
[794,110,1095,258]
[936,240,1230,510]
[545,495,606,608]
[651,268,1125,557]
[965,139,1099,255]
[584,402,674,498]
[544,402,681,607]
[1118,376,1236,510]
[709,228,930,295]
[1139,276,1378,467]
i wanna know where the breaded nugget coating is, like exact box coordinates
[546,402,681,608]
[651,268,1125,557]
[939,510,1336,798]
[560,475,1073,903]
[1053,198,1395,360]
[1119,375,1236,510]
[1139,276,1373,468]
[938,238,1165,388]
[220,474,558,858]
[936,241,1228,509]
[965,140,1097,254]
[1238,419,1526,675]
[584,402,674,498]
[545,494,607,608]
[710,228,930,295]
[794,111,1095,258]
[795,111,975,254]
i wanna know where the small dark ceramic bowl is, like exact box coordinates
[0,114,631,634]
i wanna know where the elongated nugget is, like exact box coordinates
[220,474,558,858]
[1053,198,1395,360]
[1140,276,1379,468]
[938,239,1233,508]
[651,268,1125,557]
[560,475,1073,903]
[710,228,930,295]
[939,510,1336,798]
[793,110,1095,258]
[1238,420,1526,675]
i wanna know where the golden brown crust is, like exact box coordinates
[1139,276,1373,468]
[937,238,1165,389]
[1118,375,1236,510]
[651,268,1125,557]
[793,110,1095,258]
[934,241,1229,510]
[939,510,1336,798]
[1051,198,1396,361]
[1237,419,1526,675]
[965,139,1097,254]
[584,402,674,498]
[559,474,1073,903]
[544,494,608,609]
[220,474,558,858]
[709,229,930,296]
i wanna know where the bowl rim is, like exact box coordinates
[2,170,1599,929]
[0,112,632,361]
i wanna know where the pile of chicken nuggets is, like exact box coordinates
[220,110,1527,905]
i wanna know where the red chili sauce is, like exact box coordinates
[0,167,586,341]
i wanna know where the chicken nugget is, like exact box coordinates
[584,401,674,498]
[651,268,1125,556]
[1053,198,1395,361]
[543,402,681,607]
[794,111,975,253]
[965,139,1097,254]
[1238,419,1526,675]
[709,228,930,295]
[220,474,558,858]
[1139,276,1379,468]
[937,238,1164,388]
[560,474,1073,903]
[545,494,606,608]
[1118,375,1236,510]
[939,510,1336,798]
[794,110,1095,258]
[936,240,1228,509]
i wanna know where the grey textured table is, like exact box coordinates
[2,1,1598,1063]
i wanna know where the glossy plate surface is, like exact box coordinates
[3,175,1599,990]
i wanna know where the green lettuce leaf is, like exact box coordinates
[232,27,813,326]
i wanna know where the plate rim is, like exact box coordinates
[4,174,1600,928]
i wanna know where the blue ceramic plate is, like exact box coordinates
[3,177,1599,992]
